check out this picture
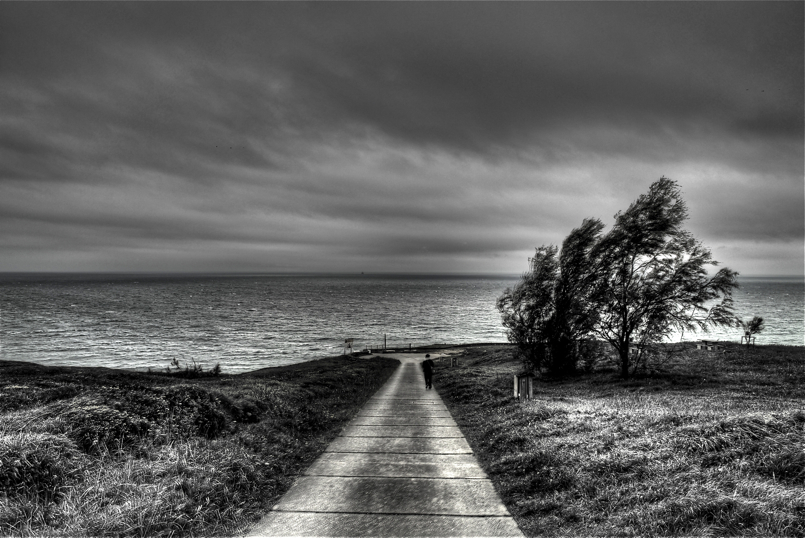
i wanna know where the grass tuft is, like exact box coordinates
[0,432,83,502]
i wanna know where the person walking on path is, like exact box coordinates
[422,356,434,389]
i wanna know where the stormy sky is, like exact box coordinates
[1,2,802,276]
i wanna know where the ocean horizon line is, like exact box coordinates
[0,271,523,280]
[1,271,802,280]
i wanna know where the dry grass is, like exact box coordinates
[0,354,398,536]
[437,343,805,537]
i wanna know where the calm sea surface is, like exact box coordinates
[1,274,802,373]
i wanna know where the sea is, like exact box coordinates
[0,274,802,374]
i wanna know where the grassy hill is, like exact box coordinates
[437,343,805,536]
[0,355,398,536]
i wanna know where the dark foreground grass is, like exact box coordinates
[0,355,398,536]
[437,343,805,537]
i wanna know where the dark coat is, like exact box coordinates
[422,359,434,374]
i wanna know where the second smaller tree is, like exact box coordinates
[497,218,603,375]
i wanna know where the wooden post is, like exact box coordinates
[522,376,531,400]
[514,373,534,401]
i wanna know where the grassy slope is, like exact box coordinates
[0,355,398,536]
[437,343,805,537]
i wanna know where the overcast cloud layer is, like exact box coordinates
[1,2,802,275]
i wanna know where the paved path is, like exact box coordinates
[248,353,523,537]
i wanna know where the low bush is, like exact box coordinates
[158,385,229,440]
[0,432,83,502]
[0,382,83,413]
[54,398,150,454]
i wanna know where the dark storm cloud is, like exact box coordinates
[0,2,802,275]
[262,2,803,150]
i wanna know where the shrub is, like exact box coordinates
[161,386,228,439]
[57,399,150,454]
[216,394,265,425]
[162,357,223,378]
[0,382,82,413]
[0,432,82,502]
[97,386,170,424]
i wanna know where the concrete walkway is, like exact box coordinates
[248,353,523,537]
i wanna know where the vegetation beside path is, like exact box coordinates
[0,355,398,536]
[437,343,805,537]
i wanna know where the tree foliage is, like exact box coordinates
[743,316,765,335]
[497,219,603,375]
[589,178,739,377]
[741,316,765,344]
[498,177,739,378]
[497,245,558,372]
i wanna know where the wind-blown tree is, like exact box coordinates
[590,177,739,377]
[497,219,604,375]
[497,245,558,372]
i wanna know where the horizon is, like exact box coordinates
[1,271,801,280]
[1,3,803,277]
